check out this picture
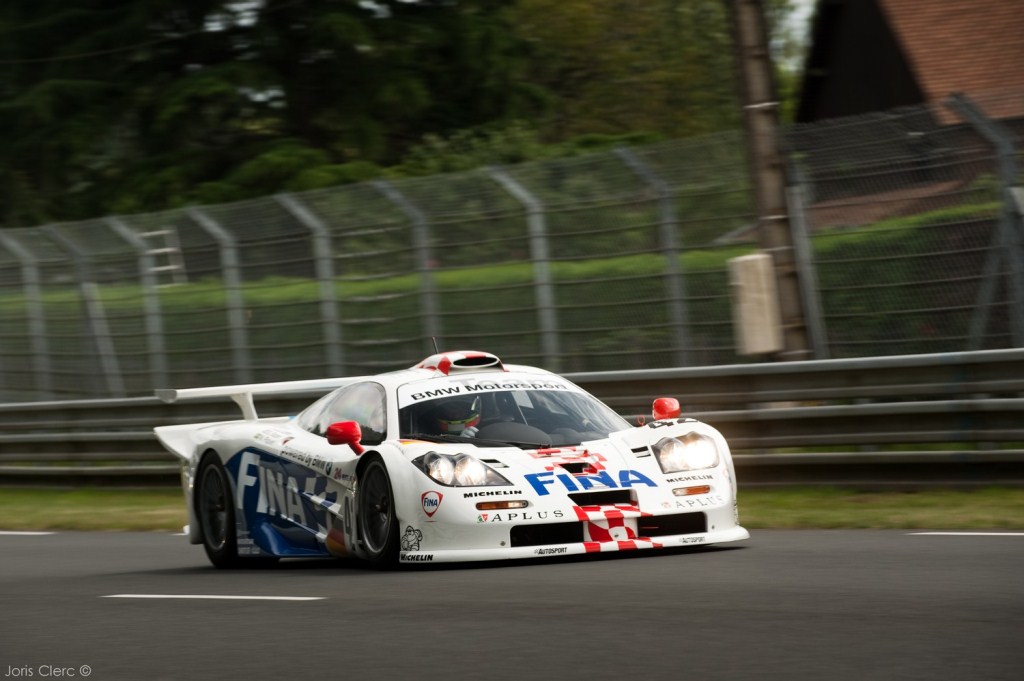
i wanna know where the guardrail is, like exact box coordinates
[1,349,1022,487]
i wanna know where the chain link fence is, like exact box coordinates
[1,90,1022,400]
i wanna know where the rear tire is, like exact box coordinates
[196,455,241,569]
[357,457,399,568]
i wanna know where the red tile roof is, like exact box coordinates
[878,0,1024,118]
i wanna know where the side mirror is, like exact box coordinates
[326,421,365,455]
[652,397,681,421]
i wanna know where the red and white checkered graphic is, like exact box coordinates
[529,447,607,474]
[573,505,663,553]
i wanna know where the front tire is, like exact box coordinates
[196,455,241,569]
[357,457,399,567]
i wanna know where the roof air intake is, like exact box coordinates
[414,351,505,376]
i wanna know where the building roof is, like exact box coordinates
[797,0,1024,122]
[879,0,1024,117]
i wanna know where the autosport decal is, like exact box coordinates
[535,547,569,555]
[524,469,657,496]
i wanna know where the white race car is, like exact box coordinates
[155,351,748,567]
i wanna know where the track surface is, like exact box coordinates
[1,530,1022,681]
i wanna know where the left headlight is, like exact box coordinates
[413,452,512,487]
[653,433,720,473]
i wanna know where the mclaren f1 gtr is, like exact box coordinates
[154,350,748,567]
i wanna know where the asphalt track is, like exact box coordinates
[1,531,1022,681]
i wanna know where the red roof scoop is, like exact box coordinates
[414,351,506,375]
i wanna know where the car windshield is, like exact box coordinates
[398,387,630,448]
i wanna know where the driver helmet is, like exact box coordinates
[435,396,481,434]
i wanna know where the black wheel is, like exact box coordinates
[196,455,241,569]
[357,457,399,567]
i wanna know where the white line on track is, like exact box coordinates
[0,531,56,536]
[908,532,1024,536]
[102,594,324,601]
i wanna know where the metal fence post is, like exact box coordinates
[486,167,562,371]
[0,233,52,398]
[613,147,691,366]
[42,226,125,397]
[105,217,168,389]
[946,93,1024,348]
[371,181,440,356]
[786,170,830,359]
[275,194,344,375]
[185,207,252,383]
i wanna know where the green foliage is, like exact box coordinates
[0,1,804,227]
[390,122,553,176]
[507,0,747,139]
[810,202,1000,356]
[0,0,547,224]
[210,142,330,198]
[288,161,386,191]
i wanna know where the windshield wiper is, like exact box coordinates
[402,432,503,447]
[495,440,552,449]
[404,432,474,444]
[402,433,549,449]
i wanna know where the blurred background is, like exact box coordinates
[0,0,1021,400]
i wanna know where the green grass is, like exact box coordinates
[1,487,1022,532]
[0,488,188,532]
[740,487,1024,530]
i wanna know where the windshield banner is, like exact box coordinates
[397,375,584,408]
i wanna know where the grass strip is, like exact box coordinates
[0,488,187,532]
[1,487,1022,532]
[740,487,1024,530]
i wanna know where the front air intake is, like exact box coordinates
[637,512,707,537]
[568,490,633,506]
[510,521,584,547]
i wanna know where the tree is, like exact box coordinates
[0,0,543,224]
[0,0,801,226]
[506,0,744,140]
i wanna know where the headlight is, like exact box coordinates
[653,433,720,473]
[424,453,455,485]
[414,452,512,487]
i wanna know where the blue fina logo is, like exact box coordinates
[524,469,657,496]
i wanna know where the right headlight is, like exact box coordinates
[653,433,720,473]
[413,452,512,487]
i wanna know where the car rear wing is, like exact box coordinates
[155,376,368,421]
